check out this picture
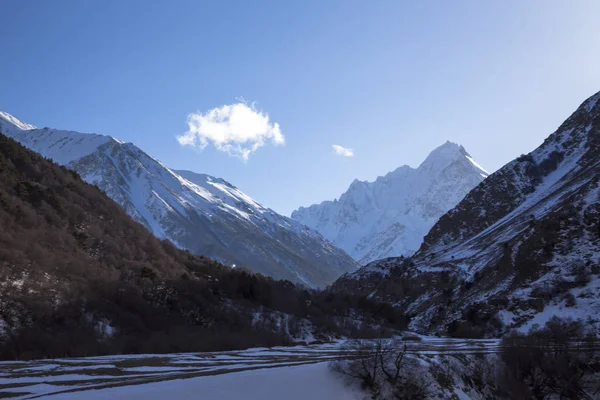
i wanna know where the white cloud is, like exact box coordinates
[177,101,284,161]
[332,144,354,157]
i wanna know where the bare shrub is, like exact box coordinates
[331,339,431,399]
[496,317,600,399]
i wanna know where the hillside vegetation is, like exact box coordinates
[0,133,406,360]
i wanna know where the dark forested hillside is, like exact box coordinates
[0,133,406,360]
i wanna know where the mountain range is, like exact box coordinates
[0,111,358,288]
[292,141,488,264]
[332,90,600,336]
[3,88,599,341]
[0,131,404,360]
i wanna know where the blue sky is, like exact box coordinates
[1,0,600,215]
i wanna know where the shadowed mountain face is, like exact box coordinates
[292,141,488,264]
[0,111,358,288]
[332,90,600,336]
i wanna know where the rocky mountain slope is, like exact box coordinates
[292,142,488,264]
[0,133,404,360]
[0,111,357,288]
[332,90,600,337]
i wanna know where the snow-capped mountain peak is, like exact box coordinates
[332,89,600,335]
[0,110,36,132]
[0,110,358,287]
[418,141,488,177]
[292,141,488,264]
[418,141,464,170]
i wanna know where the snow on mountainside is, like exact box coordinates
[332,90,600,335]
[0,111,36,132]
[292,141,488,264]
[0,111,358,288]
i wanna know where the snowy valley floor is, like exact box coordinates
[0,338,501,399]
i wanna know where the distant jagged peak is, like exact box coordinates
[422,141,467,163]
[291,140,488,263]
[348,141,483,190]
[373,164,413,184]
[418,140,487,177]
[346,177,371,191]
[361,141,487,189]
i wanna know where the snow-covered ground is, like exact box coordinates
[0,338,501,399]
[56,363,359,400]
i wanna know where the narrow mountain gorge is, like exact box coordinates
[0,111,357,288]
[332,90,600,337]
[292,141,488,264]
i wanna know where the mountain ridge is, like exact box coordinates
[0,131,404,360]
[331,89,600,336]
[0,110,358,288]
[291,141,488,264]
